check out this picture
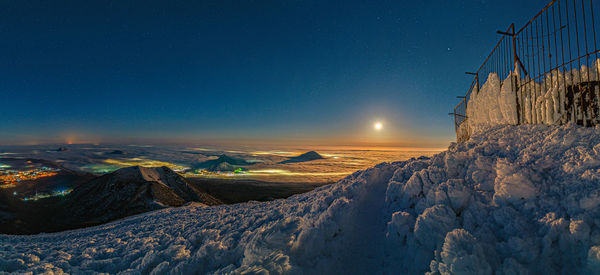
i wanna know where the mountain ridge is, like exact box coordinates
[63,165,221,225]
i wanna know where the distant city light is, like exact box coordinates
[0,166,60,188]
[22,188,72,201]
[103,158,189,171]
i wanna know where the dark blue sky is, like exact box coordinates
[0,0,549,146]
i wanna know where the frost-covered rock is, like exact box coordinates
[461,60,600,142]
[1,125,599,274]
[415,205,458,251]
[493,159,538,205]
[467,72,517,130]
[429,229,492,275]
[587,246,600,274]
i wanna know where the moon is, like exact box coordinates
[374,122,383,131]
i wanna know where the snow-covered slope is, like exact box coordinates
[62,166,221,226]
[1,125,600,274]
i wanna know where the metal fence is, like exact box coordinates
[453,0,600,140]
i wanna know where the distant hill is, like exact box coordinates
[280,151,325,164]
[63,166,221,225]
[195,155,253,172]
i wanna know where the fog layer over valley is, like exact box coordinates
[0,145,442,183]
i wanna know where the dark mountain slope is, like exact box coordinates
[63,166,221,225]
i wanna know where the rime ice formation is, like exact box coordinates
[466,73,519,128]
[1,125,600,274]
[461,61,600,141]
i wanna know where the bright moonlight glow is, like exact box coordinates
[374,122,383,130]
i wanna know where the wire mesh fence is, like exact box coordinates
[452,25,514,133]
[453,0,600,140]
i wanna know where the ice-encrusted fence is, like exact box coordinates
[453,0,600,142]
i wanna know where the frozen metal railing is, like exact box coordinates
[451,24,516,136]
[452,0,600,140]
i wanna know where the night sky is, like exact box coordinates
[1,0,550,147]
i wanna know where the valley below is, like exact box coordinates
[0,145,439,235]
[0,162,329,235]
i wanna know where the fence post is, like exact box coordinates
[466,72,480,94]
[511,23,521,124]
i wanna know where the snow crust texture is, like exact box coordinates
[2,125,600,274]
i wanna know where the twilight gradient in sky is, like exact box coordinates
[0,0,549,147]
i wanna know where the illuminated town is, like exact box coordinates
[0,165,60,188]
[22,189,72,201]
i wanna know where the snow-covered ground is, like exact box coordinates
[1,124,600,274]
